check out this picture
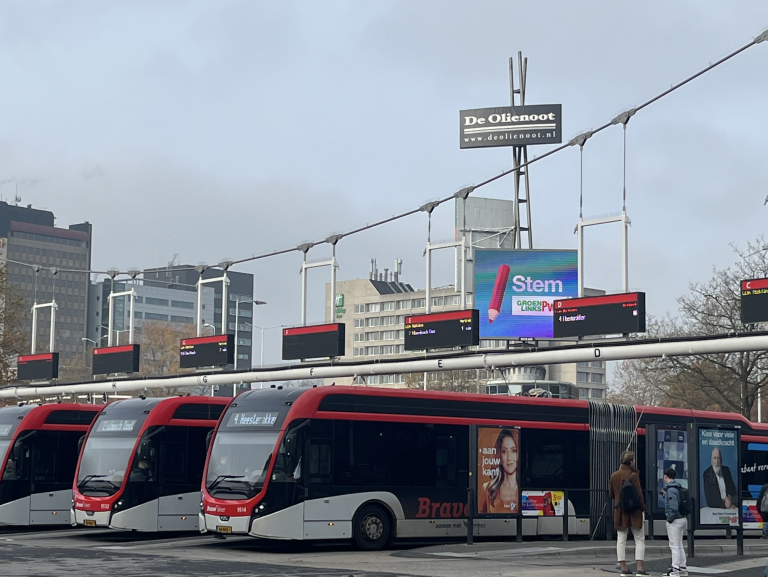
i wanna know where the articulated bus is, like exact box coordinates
[0,403,99,526]
[201,386,768,550]
[73,396,229,532]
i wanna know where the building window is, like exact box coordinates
[591,361,603,368]
[237,338,252,346]
[145,297,169,307]
[134,311,143,318]
[144,312,168,321]
[354,304,365,314]
[171,300,194,309]
[237,353,249,360]
[445,295,461,306]
[381,316,395,326]
[230,308,252,318]
[354,333,364,342]
[354,347,364,357]
[381,330,395,340]
[381,345,395,355]
[365,346,379,356]
[412,298,425,308]
[365,303,380,313]
[396,315,406,324]
[579,388,589,399]
[591,388,604,399]
[577,372,589,383]
[354,319,364,328]
[134,296,143,303]
[431,297,444,307]
[365,317,380,327]
[382,301,396,311]
[397,300,411,310]
[170,315,194,324]
[396,330,405,340]
[395,344,404,353]
[365,332,379,341]
[591,373,603,384]
[577,362,589,367]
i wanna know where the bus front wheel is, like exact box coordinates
[353,504,391,551]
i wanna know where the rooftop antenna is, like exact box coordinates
[13,182,21,206]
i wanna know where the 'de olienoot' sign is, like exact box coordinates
[459,104,562,149]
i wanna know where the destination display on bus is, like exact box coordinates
[282,323,345,360]
[404,309,480,351]
[740,278,768,324]
[227,412,279,427]
[16,352,59,381]
[553,292,646,338]
[92,344,141,375]
[179,334,234,369]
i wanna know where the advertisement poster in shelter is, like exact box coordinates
[477,427,519,515]
[522,491,564,516]
[698,427,739,526]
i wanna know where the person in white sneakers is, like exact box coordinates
[661,468,687,577]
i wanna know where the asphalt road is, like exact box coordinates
[1,526,767,577]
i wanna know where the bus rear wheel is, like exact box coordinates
[353,504,391,551]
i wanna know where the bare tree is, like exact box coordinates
[404,370,481,393]
[0,263,30,387]
[611,238,768,418]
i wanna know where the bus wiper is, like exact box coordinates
[78,474,106,488]
[207,474,245,492]
[210,486,252,497]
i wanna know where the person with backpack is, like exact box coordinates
[661,468,688,577]
[609,451,647,577]
[756,482,768,539]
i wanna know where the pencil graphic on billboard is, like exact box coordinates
[488,264,510,323]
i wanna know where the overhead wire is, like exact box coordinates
[3,32,766,279]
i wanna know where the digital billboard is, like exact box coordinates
[282,323,345,360]
[553,292,646,338]
[17,352,59,381]
[741,278,768,324]
[180,334,234,369]
[475,249,577,339]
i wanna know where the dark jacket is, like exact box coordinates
[702,465,737,509]
[757,483,768,519]
[609,464,645,530]
[663,480,684,523]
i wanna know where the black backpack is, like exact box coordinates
[674,486,691,517]
[620,473,642,513]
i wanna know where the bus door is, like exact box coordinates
[0,431,34,524]
[28,430,83,524]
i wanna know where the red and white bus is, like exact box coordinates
[0,403,99,526]
[73,396,229,532]
[201,386,768,549]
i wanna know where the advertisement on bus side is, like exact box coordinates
[477,427,519,514]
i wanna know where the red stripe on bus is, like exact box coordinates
[314,411,589,430]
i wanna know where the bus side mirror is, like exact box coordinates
[205,430,214,452]
[77,435,85,454]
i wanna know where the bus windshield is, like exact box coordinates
[77,434,138,496]
[0,440,11,479]
[206,431,279,498]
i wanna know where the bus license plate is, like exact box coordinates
[84,520,97,527]
[216,526,232,534]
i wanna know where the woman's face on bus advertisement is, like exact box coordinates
[500,435,517,476]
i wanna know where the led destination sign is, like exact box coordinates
[17,352,59,381]
[740,278,768,324]
[227,412,279,427]
[553,292,646,338]
[282,323,345,360]
[92,344,141,376]
[404,309,480,351]
[179,334,234,369]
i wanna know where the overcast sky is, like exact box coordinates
[0,1,766,368]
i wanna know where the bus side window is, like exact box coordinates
[308,420,333,485]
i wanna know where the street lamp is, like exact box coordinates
[81,336,108,365]
[203,323,217,335]
[252,324,287,367]
[233,298,266,371]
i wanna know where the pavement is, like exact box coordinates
[1,526,767,577]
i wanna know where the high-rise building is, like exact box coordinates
[0,202,92,363]
[142,265,255,368]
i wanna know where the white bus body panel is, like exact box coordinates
[74,508,110,527]
[157,492,200,531]
[110,499,158,531]
[29,489,73,525]
[0,496,31,526]
[250,503,304,540]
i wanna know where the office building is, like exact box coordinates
[0,202,92,364]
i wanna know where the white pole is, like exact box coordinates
[759,388,763,423]
[221,272,229,335]
[301,253,308,326]
[622,213,629,293]
[234,298,240,371]
[461,237,466,310]
[196,276,203,337]
[331,247,337,321]
[128,290,136,345]
[108,292,115,347]
[426,244,432,314]
[49,302,57,353]
[260,326,265,367]
[577,221,584,298]
[31,306,38,354]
